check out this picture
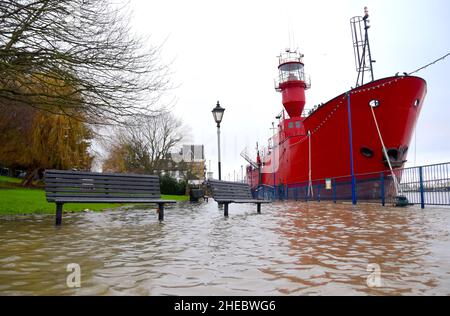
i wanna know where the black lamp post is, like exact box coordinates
[212,101,225,180]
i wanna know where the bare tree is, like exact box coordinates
[0,0,170,124]
[102,111,189,173]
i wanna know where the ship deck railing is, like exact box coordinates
[252,161,450,208]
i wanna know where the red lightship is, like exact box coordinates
[244,9,427,197]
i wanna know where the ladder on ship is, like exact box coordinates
[240,147,258,169]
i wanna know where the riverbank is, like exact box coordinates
[0,176,188,215]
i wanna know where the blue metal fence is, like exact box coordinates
[253,162,450,208]
[399,163,450,207]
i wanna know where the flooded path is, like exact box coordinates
[1,201,449,295]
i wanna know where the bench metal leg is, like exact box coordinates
[55,203,63,226]
[224,203,229,217]
[158,203,164,221]
[257,203,261,214]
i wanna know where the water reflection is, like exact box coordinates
[0,201,449,295]
[267,203,449,295]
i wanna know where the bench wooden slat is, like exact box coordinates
[214,195,253,200]
[45,188,161,194]
[46,169,158,179]
[214,190,250,194]
[46,179,157,186]
[47,194,161,199]
[46,177,159,186]
[46,185,160,193]
[51,198,176,204]
[216,199,272,203]
[46,185,159,193]
[210,183,251,187]
[211,185,251,190]
[214,192,253,199]
[46,181,159,189]
[213,190,250,193]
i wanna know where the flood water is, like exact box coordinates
[0,201,449,296]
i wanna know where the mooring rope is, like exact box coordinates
[368,104,402,196]
[308,130,314,198]
[408,52,450,75]
[414,128,417,167]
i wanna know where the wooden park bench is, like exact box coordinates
[207,180,271,217]
[45,169,176,225]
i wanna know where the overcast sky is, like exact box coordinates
[129,0,450,180]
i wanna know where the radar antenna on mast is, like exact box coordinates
[350,7,376,86]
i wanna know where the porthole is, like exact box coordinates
[414,99,420,107]
[360,147,374,158]
[369,100,380,108]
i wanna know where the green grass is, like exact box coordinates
[0,175,23,188]
[0,176,189,215]
[0,176,22,184]
[0,188,115,214]
[162,194,189,201]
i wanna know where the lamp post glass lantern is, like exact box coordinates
[212,101,225,126]
[212,101,225,180]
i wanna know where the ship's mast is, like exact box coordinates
[350,7,376,86]
[364,8,375,82]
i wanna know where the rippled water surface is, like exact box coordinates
[1,201,449,295]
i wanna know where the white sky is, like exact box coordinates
[129,0,450,180]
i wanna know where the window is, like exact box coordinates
[288,122,294,129]
[295,121,301,128]
[369,100,380,108]
[279,62,305,83]
[360,147,374,158]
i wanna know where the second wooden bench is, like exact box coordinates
[207,180,271,217]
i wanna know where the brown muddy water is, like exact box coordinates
[0,201,449,296]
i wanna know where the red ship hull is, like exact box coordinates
[248,76,427,189]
